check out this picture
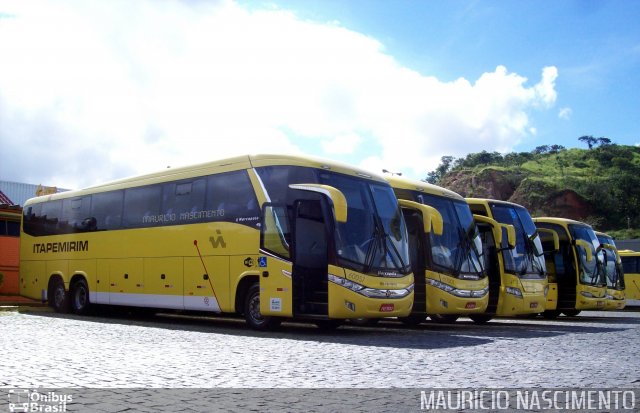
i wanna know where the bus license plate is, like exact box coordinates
[380,304,394,312]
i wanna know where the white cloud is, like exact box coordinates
[321,133,363,154]
[558,107,573,120]
[0,0,558,188]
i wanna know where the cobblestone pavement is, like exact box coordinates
[1,308,639,411]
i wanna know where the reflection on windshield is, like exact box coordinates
[490,204,546,279]
[416,194,485,279]
[570,225,605,286]
[596,235,625,290]
[327,177,411,276]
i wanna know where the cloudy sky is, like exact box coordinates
[1,0,639,189]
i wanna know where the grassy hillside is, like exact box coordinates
[430,144,640,235]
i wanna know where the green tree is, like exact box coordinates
[579,135,597,149]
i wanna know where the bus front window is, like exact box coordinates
[417,194,485,280]
[569,225,605,286]
[323,176,411,277]
[491,204,546,279]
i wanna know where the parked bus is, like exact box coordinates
[534,217,606,317]
[387,177,488,324]
[619,250,640,307]
[595,231,625,310]
[466,199,548,323]
[19,154,415,330]
[0,204,21,295]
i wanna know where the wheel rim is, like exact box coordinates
[54,285,65,308]
[74,285,87,310]
[249,292,265,324]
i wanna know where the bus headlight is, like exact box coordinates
[580,291,594,298]
[505,286,523,298]
[428,279,488,298]
[605,294,614,300]
[328,274,413,299]
[544,286,549,297]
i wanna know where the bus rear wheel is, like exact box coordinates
[562,309,581,317]
[469,314,493,324]
[542,310,560,319]
[429,314,459,324]
[244,283,281,331]
[50,278,69,313]
[70,279,90,315]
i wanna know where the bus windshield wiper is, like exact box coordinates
[363,215,408,273]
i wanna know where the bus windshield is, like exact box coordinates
[256,165,411,277]
[330,178,411,277]
[569,224,605,286]
[491,204,546,279]
[596,234,625,290]
[417,194,485,280]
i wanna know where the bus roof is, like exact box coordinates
[533,216,594,228]
[385,176,464,201]
[23,153,387,206]
[465,197,527,210]
[619,250,640,256]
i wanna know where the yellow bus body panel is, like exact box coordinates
[424,270,489,314]
[496,274,547,316]
[605,288,626,311]
[546,282,558,310]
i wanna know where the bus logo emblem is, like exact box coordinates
[209,230,227,248]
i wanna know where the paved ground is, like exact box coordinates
[1,308,639,411]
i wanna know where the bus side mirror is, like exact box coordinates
[398,199,443,235]
[501,224,516,250]
[537,228,560,252]
[289,184,348,223]
[574,239,593,262]
[472,214,505,246]
[600,243,621,264]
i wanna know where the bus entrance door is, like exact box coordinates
[259,204,294,318]
[259,200,330,318]
[291,199,329,316]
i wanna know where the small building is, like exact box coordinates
[0,204,21,295]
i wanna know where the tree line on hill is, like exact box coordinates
[425,137,640,238]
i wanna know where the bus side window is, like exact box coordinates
[91,191,124,231]
[206,171,260,226]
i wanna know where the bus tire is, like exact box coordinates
[562,309,581,317]
[70,278,90,315]
[469,314,493,324]
[429,314,458,324]
[542,310,560,319]
[244,283,281,331]
[50,277,69,313]
[315,320,342,330]
[399,314,426,326]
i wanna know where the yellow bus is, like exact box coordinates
[387,177,488,324]
[534,217,606,317]
[466,199,548,323]
[20,154,415,330]
[595,231,626,310]
[619,250,640,307]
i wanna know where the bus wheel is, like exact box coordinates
[50,278,69,313]
[70,279,90,315]
[469,314,493,324]
[400,314,426,326]
[429,314,459,324]
[542,310,560,319]
[562,309,581,317]
[315,320,342,330]
[349,318,379,327]
[244,283,281,331]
